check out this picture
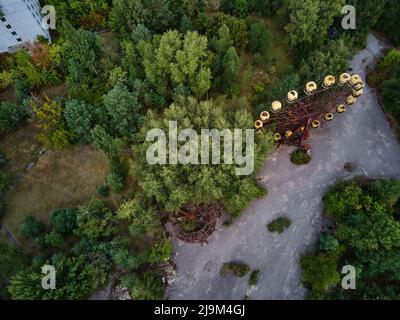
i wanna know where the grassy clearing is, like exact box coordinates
[3,145,109,247]
[238,15,292,105]
[0,123,42,179]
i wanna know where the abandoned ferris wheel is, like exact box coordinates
[254,73,365,150]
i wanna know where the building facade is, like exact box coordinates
[0,0,51,53]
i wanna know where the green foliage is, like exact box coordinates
[248,0,282,16]
[222,47,240,94]
[220,262,250,277]
[97,185,110,197]
[308,179,400,299]
[20,216,46,239]
[0,70,13,91]
[139,30,212,99]
[248,21,270,54]
[145,238,173,264]
[285,0,344,47]
[319,234,339,254]
[298,39,350,81]
[118,193,162,238]
[196,13,248,51]
[180,14,192,34]
[300,251,340,292]
[104,82,143,137]
[31,96,72,149]
[44,0,109,30]
[0,242,26,299]
[91,125,121,160]
[290,150,311,165]
[8,254,109,300]
[249,270,260,286]
[74,198,117,240]
[375,2,400,46]
[42,230,65,248]
[110,0,143,37]
[267,217,292,234]
[131,97,273,216]
[107,170,125,193]
[121,271,164,300]
[0,171,9,194]
[64,99,94,144]
[51,208,78,236]
[0,101,28,136]
[61,21,105,103]
[269,72,300,101]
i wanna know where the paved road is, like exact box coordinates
[166,34,400,300]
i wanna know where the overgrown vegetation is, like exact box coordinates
[0,0,398,300]
[290,150,311,166]
[301,178,400,300]
[267,217,292,234]
[368,49,400,137]
[220,262,250,277]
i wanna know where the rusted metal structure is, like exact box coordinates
[254,73,365,149]
[171,203,221,245]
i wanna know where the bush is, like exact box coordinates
[0,172,9,194]
[248,21,270,54]
[121,271,164,300]
[318,234,339,254]
[51,208,77,236]
[291,150,311,165]
[220,262,250,277]
[107,171,125,193]
[249,270,260,286]
[42,231,64,248]
[97,185,109,197]
[267,217,292,234]
[20,216,46,239]
[300,252,340,292]
[0,101,28,135]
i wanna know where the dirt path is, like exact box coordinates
[166,34,400,300]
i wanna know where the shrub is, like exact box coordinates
[145,239,173,265]
[42,231,64,248]
[51,208,77,236]
[97,185,109,197]
[318,234,339,254]
[291,150,311,165]
[220,262,250,277]
[0,172,9,194]
[267,217,292,234]
[121,271,164,300]
[300,252,340,292]
[107,170,125,193]
[0,101,28,135]
[20,217,46,239]
[249,270,260,286]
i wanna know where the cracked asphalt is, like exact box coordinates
[166,34,400,300]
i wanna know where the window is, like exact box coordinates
[0,17,6,22]
[6,24,11,29]
[11,31,17,36]
[16,38,22,42]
